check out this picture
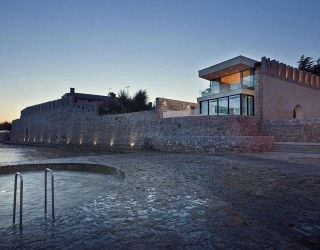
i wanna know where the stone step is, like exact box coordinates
[273,142,320,154]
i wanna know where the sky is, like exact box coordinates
[1,0,320,122]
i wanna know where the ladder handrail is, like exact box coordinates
[45,168,55,219]
[13,172,23,228]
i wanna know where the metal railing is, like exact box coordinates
[13,172,23,228]
[12,169,55,228]
[45,168,55,220]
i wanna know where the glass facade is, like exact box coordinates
[201,100,208,115]
[202,69,255,96]
[200,94,254,116]
[209,99,218,115]
[218,97,228,115]
[242,69,254,90]
[229,95,241,115]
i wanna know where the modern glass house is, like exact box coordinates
[198,56,258,116]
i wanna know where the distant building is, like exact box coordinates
[62,88,109,104]
[198,55,320,120]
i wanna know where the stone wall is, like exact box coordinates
[156,98,199,118]
[148,135,274,153]
[12,104,158,148]
[260,57,320,90]
[0,131,10,141]
[260,57,320,120]
[11,103,273,152]
[261,118,320,142]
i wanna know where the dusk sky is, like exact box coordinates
[1,0,320,122]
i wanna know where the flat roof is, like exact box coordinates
[199,55,258,80]
[61,92,109,101]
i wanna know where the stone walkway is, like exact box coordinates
[0,148,319,249]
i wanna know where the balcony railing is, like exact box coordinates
[200,81,254,97]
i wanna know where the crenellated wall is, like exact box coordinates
[260,57,320,89]
[259,57,320,120]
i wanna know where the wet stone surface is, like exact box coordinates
[0,148,319,249]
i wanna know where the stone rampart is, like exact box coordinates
[148,135,274,153]
[259,57,320,120]
[261,118,320,142]
[260,57,320,91]
[0,131,10,141]
[20,96,97,118]
[11,106,273,152]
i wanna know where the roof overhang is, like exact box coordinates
[199,55,258,80]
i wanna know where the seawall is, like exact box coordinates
[11,101,273,153]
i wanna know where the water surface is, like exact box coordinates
[0,170,122,228]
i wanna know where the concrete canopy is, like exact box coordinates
[199,56,258,81]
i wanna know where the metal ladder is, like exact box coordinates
[12,168,55,228]
[12,172,23,228]
[45,168,55,219]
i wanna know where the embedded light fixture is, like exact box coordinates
[110,138,114,146]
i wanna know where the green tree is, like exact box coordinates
[312,58,320,76]
[98,89,153,115]
[297,55,314,72]
[133,89,149,112]
[98,98,123,115]
[117,89,132,112]
[297,55,320,76]
[0,121,12,131]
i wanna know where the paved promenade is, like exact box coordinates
[0,147,319,249]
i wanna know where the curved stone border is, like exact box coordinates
[0,163,125,179]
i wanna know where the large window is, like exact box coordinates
[242,69,254,90]
[209,100,218,115]
[229,95,240,115]
[200,94,254,116]
[207,69,254,95]
[201,101,208,115]
[241,95,254,116]
[220,73,241,92]
[218,97,228,115]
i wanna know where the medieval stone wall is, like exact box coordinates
[0,131,10,141]
[260,57,320,120]
[11,102,273,152]
[260,57,320,90]
[261,118,320,142]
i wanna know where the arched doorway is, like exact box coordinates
[293,105,302,119]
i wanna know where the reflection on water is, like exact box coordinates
[0,170,122,228]
[0,143,96,164]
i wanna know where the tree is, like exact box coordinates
[133,89,149,112]
[297,55,320,77]
[312,58,320,76]
[0,121,12,131]
[98,88,153,115]
[297,55,314,72]
[98,98,123,115]
[117,89,132,113]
